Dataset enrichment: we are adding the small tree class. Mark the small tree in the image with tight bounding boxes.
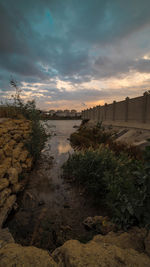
[10,78,22,106]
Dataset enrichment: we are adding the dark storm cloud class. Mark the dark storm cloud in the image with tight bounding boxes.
[1,0,150,107]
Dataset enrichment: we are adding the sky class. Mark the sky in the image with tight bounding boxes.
[1,0,150,111]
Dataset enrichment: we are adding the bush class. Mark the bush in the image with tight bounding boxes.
[70,124,142,160]
[17,100,47,162]
[62,146,150,229]
[70,126,113,149]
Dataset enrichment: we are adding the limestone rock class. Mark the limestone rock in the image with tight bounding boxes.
[0,228,14,248]
[26,157,32,169]
[0,178,9,191]
[0,150,5,164]
[0,137,5,148]
[0,158,12,178]
[0,188,11,207]
[8,168,18,185]
[0,194,16,227]
[0,243,57,267]
[19,150,28,162]
[4,134,11,144]
[0,165,6,179]
[53,238,150,267]
[12,162,22,174]
[3,143,12,157]
[17,142,24,149]
[83,216,116,234]
[8,139,16,149]
[145,231,150,256]
[93,227,147,253]
[12,146,21,159]
[12,183,23,193]
[13,133,21,142]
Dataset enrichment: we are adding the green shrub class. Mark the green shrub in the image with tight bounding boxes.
[70,126,113,149]
[62,146,150,229]
[70,124,142,160]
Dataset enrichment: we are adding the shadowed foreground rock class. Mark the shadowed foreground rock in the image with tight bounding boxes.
[52,238,150,267]
[1,228,150,266]
[0,243,57,267]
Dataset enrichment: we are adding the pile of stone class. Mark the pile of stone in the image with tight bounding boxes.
[0,118,32,227]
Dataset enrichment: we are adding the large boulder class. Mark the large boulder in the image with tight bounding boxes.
[7,168,18,185]
[0,188,11,207]
[52,238,150,267]
[93,227,147,253]
[145,231,150,256]
[0,243,57,267]
[0,194,16,227]
[0,178,9,191]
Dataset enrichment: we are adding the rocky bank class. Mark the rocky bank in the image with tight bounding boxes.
[1,226,150,266]
[0,118,32,228]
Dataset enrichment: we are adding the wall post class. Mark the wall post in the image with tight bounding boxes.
[104,103,107,121]
[113,101,116,121]
[125,97,129,122]
[143,92,148,123]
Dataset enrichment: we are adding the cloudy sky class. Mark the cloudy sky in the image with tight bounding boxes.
[1,0,150,110]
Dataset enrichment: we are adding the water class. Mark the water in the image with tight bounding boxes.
[6,120,105,251]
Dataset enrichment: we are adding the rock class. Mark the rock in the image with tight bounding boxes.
[0,228,15,248]
[21,163,28,169]
[0,243,57,267]
[13,162,22,174]
[0,150,5,164]
[3,134,11,144]
[0,188,11,207]
[0,178,9,191]
[8,139,16,149]
[83,216,116,234]
[17,142,24,149]
[0,166,6,179]
[93,227,147,253]
[0,194,16,227]
[8,168,18,185]
[0,137,5,148]
[0,158,12,178]
[145,231,150,256]
[26,157,32,169]
[19,150,28,162]
[12,146,21,159]
[12,183,22,193]
[52,238,150,267]
[13,133,21,142]
[3,144,12,157]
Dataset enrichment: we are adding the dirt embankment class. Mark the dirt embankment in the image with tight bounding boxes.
[0,118,32,228]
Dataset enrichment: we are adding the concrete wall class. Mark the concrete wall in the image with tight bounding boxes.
[82,93,150,125]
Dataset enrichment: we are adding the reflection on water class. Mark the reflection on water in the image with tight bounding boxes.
[58,142,71,154]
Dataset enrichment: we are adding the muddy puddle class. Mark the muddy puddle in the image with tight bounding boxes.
[6,120,106,251]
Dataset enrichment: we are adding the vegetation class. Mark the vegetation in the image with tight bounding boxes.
[0,79,47,162]
[70,123,142,160]
[63,121,150,229]
[62,145,150,229]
